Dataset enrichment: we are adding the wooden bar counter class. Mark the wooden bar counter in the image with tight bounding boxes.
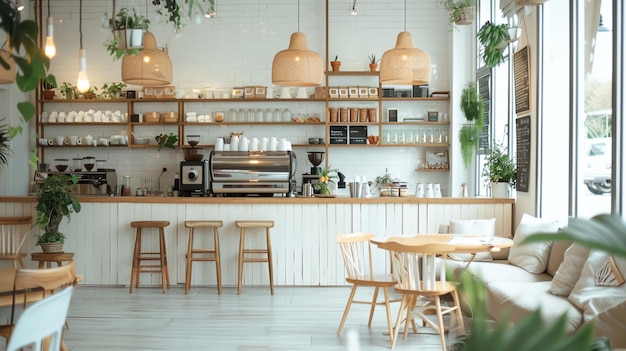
[0,196,514,287]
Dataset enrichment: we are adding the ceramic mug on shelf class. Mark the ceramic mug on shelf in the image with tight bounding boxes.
[84,135,93,146]
[54,136,65,146]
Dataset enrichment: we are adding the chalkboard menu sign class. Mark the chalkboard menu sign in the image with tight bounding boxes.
[514,46,531,114]
[516,116,531,192]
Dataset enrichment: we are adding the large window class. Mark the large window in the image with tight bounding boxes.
[574,0,613,217]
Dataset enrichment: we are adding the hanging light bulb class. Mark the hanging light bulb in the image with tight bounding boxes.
[44,0,56,59]
[350,0,357,15]
[76,49,90,93]
[76,0,90,93]
[16,0,24,11]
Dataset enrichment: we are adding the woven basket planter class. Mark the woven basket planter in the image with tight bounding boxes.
[455,7,475,25]
[41,242,64,253]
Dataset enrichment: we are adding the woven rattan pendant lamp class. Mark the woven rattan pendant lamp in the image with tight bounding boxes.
[121,32,172,86]
[271,0,323,87]
[379,0,431,85]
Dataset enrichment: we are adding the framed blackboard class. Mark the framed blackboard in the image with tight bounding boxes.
[514,46,531,114]
[516,115,531,192]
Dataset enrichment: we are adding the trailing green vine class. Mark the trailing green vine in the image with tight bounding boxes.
[477,21,511,68]
[458,82,484,168]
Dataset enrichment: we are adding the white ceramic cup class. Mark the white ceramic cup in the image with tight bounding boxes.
[415,183,424,198]
[215,137,224,151]
[84,135,93,146]
[250,138,259,151]
[269,137,278,151]
[55,136,65,145]
[65,136,78,145]
[296,87,308,99]
[98,138,109,146]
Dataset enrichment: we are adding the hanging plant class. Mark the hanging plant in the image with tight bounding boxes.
[477,21,511,68]
[458,82,484,168]
[154,0,216,32]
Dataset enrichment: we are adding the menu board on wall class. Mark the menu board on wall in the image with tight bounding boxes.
[516,115,531,192]
[514,46,531,114]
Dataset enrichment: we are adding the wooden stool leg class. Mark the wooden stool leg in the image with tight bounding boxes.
[18,258,25,269]
[185,228,194,295]
[237,228,245,295]
[266,228,275,295]
[159,229,168,294]
[130,228,142,293]
[214,227,222,295]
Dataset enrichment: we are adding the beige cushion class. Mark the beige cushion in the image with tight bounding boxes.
[448,218,496,262]
[546,239,573,277]
[448,260,553,284]
[509,214,560,274]
[550,244,590,296]
[568,250,626,322]
[485,281,583,334]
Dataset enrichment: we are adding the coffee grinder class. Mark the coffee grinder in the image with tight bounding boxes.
[302,151,324,191]
[179,135,209,196]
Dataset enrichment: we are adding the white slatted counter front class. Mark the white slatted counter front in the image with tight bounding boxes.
[0,197,514,287]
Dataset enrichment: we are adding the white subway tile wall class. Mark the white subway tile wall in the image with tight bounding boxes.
[40,0,450,195]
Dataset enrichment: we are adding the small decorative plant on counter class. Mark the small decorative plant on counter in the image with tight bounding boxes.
[35,173,81,253]
[312,167,338,195]
[368,54,380,72]
[156,132,178,150]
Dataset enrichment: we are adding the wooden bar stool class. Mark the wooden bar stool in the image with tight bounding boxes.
[31,252,75,268]
[129,221,170,294]
[236,220,275,295]
[184,220,223,295]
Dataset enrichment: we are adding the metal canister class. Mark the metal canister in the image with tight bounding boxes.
[303,183,313,197]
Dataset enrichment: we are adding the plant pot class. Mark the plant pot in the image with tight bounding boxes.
[330,61,341,72]
[40,242,64,253]
[455,6,475,25]
[42,90,56,99]
[129,29,144,48]
[369,63,378,72]
[491,182,510,198]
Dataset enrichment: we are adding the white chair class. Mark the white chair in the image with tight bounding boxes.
[6,286,74,351]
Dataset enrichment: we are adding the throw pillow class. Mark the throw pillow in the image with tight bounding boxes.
[508,213,560,274]
[550,243,591,296]
[448,218,496,261]
[568,250,626,322]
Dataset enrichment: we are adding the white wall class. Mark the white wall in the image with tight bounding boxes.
[4,0,474,196]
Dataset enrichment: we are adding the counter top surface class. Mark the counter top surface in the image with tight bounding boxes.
[0,196,515,204]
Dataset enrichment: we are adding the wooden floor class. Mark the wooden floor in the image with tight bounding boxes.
[49,285,450,351]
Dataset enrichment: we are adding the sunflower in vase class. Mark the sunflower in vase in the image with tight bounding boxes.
[313,167,338,195]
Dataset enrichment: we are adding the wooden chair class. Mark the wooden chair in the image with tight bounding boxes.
[0,261,79,350]
[336,232,398,346]
[0,216,32,269]
[377,241,465,351]
[6,286,74,351]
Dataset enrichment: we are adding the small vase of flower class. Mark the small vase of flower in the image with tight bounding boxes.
[312,167,338,194]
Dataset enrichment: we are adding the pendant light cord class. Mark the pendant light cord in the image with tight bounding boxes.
[297,0,300,32]
[403,0,407,31]
[47,0,50,16]
[79,0,83,49]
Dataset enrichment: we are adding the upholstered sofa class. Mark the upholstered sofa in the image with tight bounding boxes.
[443,214,626,348]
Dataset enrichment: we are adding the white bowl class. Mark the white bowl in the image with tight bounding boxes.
[135,138,150,145]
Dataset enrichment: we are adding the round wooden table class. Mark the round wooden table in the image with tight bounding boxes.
[30,252,75,268]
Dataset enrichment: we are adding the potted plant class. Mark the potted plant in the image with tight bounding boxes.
[438,0,476,30]
[100,82,127,99]
[35,173,81,253]
[155,132,178,150]
[481,142,516,197]
[105,7,149,58]
[330,55,341,72]
[155,0,216,32]
[312,167,338,195]
[477,21,511,67]
[60,82,75,100]
[459,82,484,168]
[368,54,380,72]
[41,77,57,100]
[374,169,394,196]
